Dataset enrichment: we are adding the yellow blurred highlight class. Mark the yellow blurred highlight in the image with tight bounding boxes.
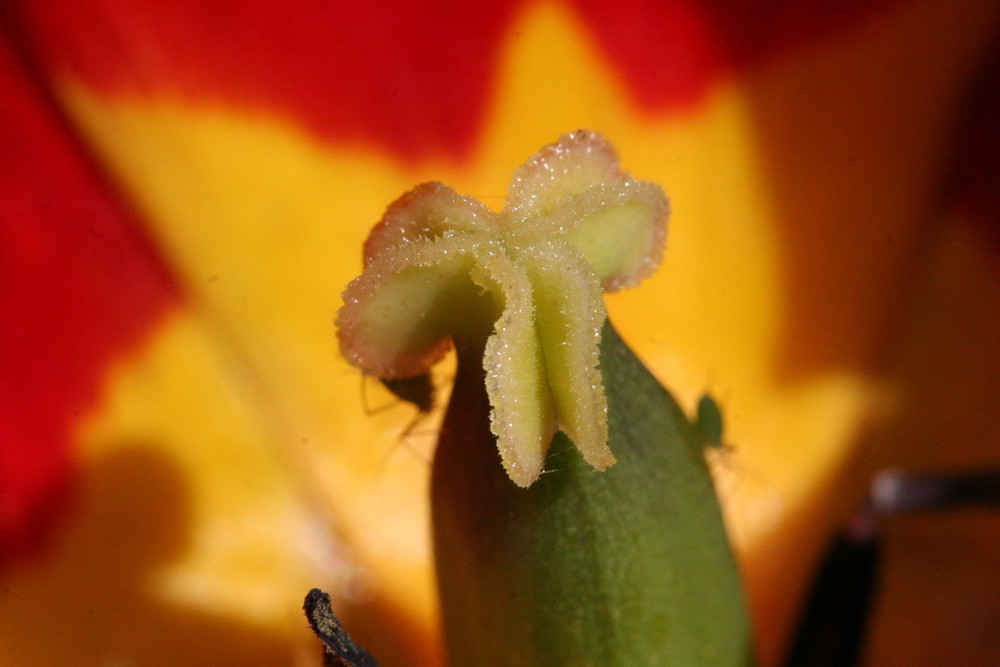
[80,310,330,629]
[59,88,448,664]
[1,309,322,664]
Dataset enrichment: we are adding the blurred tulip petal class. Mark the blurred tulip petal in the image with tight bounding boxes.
[0,33,178,555]
[2,1,1000,665]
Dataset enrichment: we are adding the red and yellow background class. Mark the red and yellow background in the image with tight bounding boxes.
[2,1,999,664]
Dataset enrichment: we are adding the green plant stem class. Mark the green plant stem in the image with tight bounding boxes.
[431,320,752,665]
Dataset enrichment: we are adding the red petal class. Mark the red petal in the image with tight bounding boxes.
[0,36,179,557]
[7,0,889,162]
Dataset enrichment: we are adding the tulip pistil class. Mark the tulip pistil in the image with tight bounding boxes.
[337,131,669,486]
